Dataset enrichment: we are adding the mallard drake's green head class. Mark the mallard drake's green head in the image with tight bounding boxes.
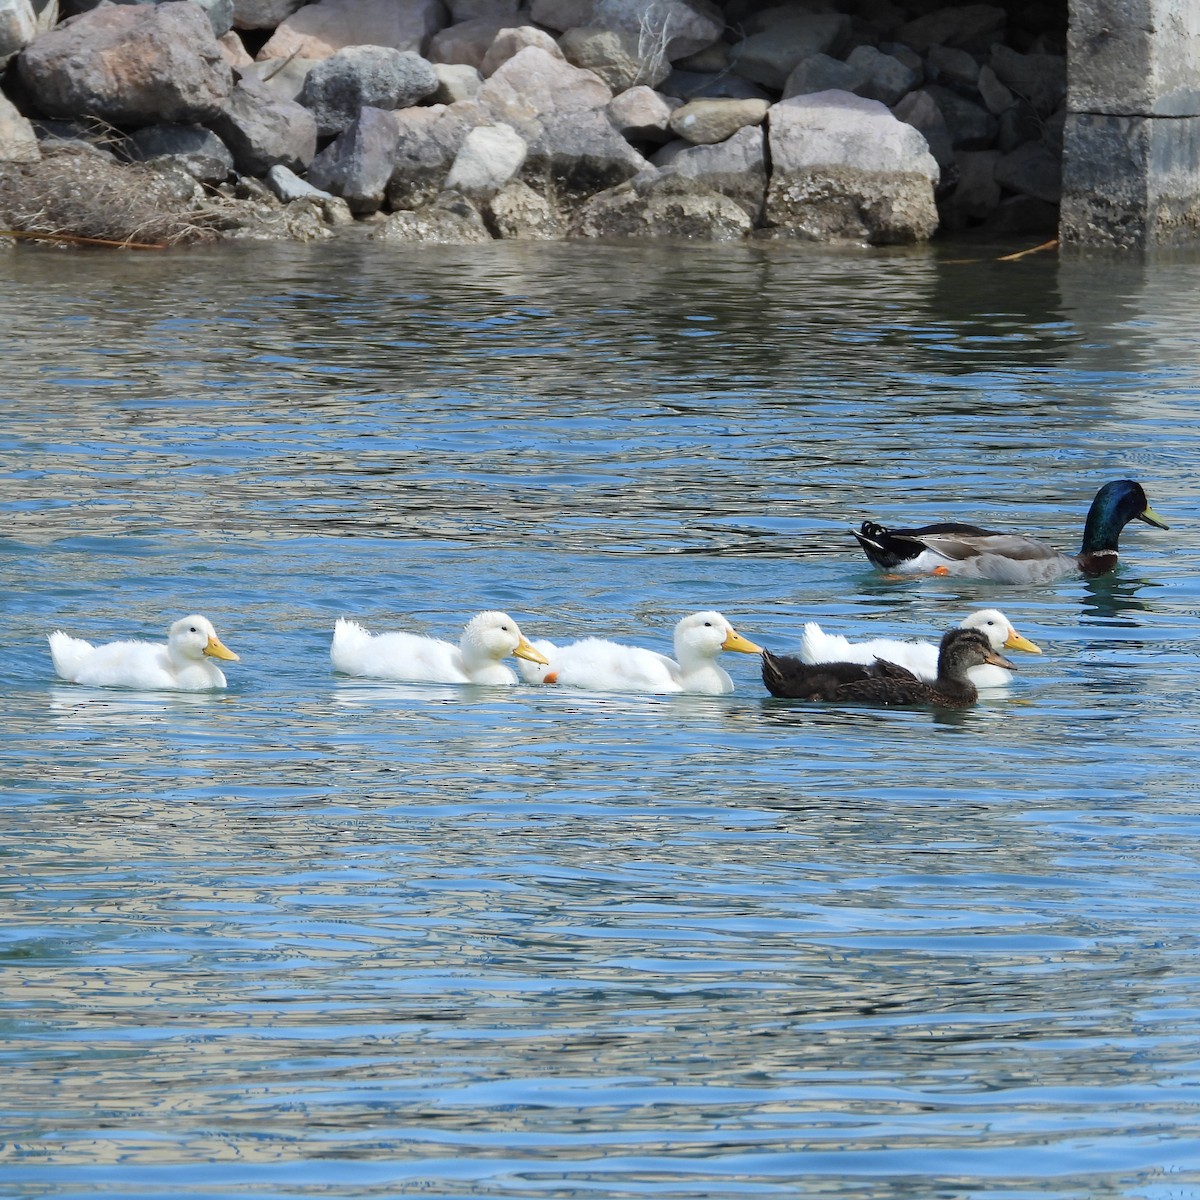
[1081,479,1168,555]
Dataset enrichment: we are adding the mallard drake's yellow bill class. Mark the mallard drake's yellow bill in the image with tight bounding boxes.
[1139,505,1169,530]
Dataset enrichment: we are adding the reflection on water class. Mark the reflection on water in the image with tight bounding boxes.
[2,239,1200,1200]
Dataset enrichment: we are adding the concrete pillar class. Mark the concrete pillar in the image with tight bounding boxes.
[1062,0,1200,247]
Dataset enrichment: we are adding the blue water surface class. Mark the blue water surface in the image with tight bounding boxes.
[2,238,1199,1199]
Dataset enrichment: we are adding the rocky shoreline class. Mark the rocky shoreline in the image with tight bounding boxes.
[0,0,1066,247]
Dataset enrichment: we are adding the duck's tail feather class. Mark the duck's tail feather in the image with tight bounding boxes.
[48,631,93,681]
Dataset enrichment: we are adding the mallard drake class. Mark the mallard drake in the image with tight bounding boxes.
[331,611,548,685]
[515,611,763,694]
[48,615,239,690]
[800,608,1040,687]
[851,479,1168,582]
[763,627,1014,707]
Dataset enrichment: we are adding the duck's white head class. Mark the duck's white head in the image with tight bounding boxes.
[673,610,762,662]
[958,609,1041,655]
[461,611,549,668]
[168,615,239,662]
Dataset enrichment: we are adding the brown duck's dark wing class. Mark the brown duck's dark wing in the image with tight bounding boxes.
[832,675,977,707]
[761,650,882,699]
[872,657,920,681]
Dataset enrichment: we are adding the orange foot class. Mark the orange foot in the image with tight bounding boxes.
[931,566,951,577]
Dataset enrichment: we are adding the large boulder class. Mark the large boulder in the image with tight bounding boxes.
[533,0,722,62]
[233,0,305,30]
[385,104,471,209]
[571,172,752,240]
[0,89,39,162]
[765,90,939,244]
[0,0,37,66]
[207,77,317,175]
[427,17,511,68]
[258,0,446,60]
[444,122,527,200]
[558,26,669,91]
[18,2,233,125]
[729,12,851,91]
[305,106,397,213]
[124,123,234,183]
[374,189,493,242]
[480,26,562,77]
[485,178,562,237]
[653,123,766,219]
[469,46,647,205]
[668,97,767,145]
[607,85,679,144]
[298,46,438,136]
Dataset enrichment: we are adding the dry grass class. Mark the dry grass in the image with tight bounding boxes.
[0,143,227,247]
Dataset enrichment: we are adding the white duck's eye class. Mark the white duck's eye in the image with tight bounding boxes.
[704,621,712,627]
[189,626,198,633]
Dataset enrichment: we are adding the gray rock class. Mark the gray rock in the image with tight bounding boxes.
[470,46,646,204]
[571,172,751,240]
[994,139,1061,204]
[208,78,317,175]
[305,105,398,213]
[925,44,978,90]
[217,29,252,68]
[385,104,470,209]
[558,26,668,91]
[673,39,727,73]
[0,88,39,161]
[783,54,866,101]
[527,0,593,32]
[660,69,771,102]
[484,178,563,238]
[668,98,767,145]
[996,99,1040,153]
[729,12,851,91]
[941,148,998,226]
[374,189,493,242]
[125,123,234,183]
[924,83,996,148]
[480,26,562,77]
[259,0,446,59]
[236,57,317,103]
[432,62,483,103]
[765,90,938,244]
[976,63,1013,115]
[444,121,526,199]
[988,45,1065,118]
[846,44,918,106]
[878,40,922,76]
[531,0,723,61]
[449,0,520,19]
[18,1,233,126]
[267,162,332,201]
[0,0,36,65]
[892,88,954,172]
[191,0,233,37]
[299,47,439,136]
[427,17,513,68]
[654,123,766,219]
[232,0,304,30]
[895,5,1005,55]
[607,85,679,144]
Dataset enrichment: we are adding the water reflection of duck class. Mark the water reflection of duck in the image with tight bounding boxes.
[48,614,239,690]
[851,479,1168,582]
[800,608,1040,687]
[762,627,1015,708]
[516,611,762,694]
[330,611,548,685]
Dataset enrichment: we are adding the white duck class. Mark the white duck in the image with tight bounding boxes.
[799,608,1041,688]
[516,610,762,695]
[48,614,239,690]
[330,611,548,685]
